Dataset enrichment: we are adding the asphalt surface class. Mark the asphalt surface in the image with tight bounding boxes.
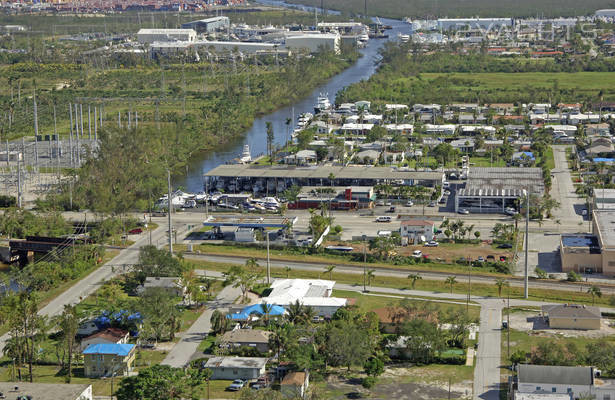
[161,285,241,368]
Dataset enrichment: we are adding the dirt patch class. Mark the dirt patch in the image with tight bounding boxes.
[153,342,174,351]
[509,311,615,338]
[382,366,472,398]
[325,367,471,400]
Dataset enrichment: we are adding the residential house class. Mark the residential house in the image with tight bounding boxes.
[382,151,405,163]
[383,124,414,135]
[340,123,374,136]
[586,123,611,137]
[460,125,496,136]
[400,219,436,243]
[458,113,477,124]
[451,138,475,153]
[423,124,456,135]
[281,371,310,399]
[284,150,318,165]
[487,103,516,114]
[137,277,184,297]
[585,137,614,158]
[510,364,615,400]
[541,304,601,330]
[265,279,349,318]
[83,343,136,378]
[205,357,268,380]
[568,113,600,124]
[449,103,479,112]
[0,382,92,400]
[220,329,273,353]
[557,103,582,113]
[355,150,380,164]
[80,328,129,351]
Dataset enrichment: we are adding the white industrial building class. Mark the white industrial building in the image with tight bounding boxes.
[265,279,349,318]
[596,9,615,18]
[193,40,280,54]
[437,18,513,31]
[137,28,196,44]
[285,33,340,54]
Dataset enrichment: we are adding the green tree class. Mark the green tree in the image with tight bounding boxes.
[587,286,602,306]
[407,273,422,289]
[364,356,385,377]
[116,364,209,400]
[284,266,291,278]
[495,279,509,298]
[55,304,80,383]
[445,276,457,294]
[325,265,336,280]
[133,246,185,285]
[138,288,181,342]
[210,310,228,335]
[224,265,261,302]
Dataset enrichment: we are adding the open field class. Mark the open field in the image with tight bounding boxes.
[285,0,615,19]
[341,72,615,105]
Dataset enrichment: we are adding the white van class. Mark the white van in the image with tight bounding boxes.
[375,216,392,222]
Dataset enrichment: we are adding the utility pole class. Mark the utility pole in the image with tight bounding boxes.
[17,154,21,208]
[88,105,92,140]
[266,231,271,284]
[524,188,530,299]
[507,288,511,359]
[167,169,173,254]
[363,234,367,292]
[467,260,471,313]
[33,86,38,166]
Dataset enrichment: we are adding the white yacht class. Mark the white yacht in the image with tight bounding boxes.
[239,144,252,163]
[314,94,331,114]
[398,33,410,43]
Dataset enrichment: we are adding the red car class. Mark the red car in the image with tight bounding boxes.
[128,228,143,234]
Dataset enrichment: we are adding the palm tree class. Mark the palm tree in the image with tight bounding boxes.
[284,266,291,278]
[325,265,336,280]
[446,276,457,294]
[407,273,422,289]
[367,269,375,286]
[259,302,274,325]
[54,305,79,383]
[495,279,509,298]
[587,286,602,306]
[245,257,260,272]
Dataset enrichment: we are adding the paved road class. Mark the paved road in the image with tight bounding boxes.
[161,285,241,368]
[0,224,176,350]
[551,145,584,225]
[184,253,615,295]
[473,301,503,400]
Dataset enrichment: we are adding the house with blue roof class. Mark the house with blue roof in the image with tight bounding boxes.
[82,343,136,378]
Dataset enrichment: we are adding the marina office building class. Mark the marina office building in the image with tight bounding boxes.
[205,164,444,194]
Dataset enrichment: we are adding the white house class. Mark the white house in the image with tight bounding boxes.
[205,357,268,380]
[400,219,435,243]
[512,365,615,400]
[423,124,456,135]
[265,279,348,317]
[137,28,196,44]
[284,150,317,165]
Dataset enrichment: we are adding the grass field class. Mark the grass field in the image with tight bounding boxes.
[193,260,615,307]
[343,71,615,105]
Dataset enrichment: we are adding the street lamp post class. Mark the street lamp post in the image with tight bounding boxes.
[524,188,530,299]
[266,231,271,284]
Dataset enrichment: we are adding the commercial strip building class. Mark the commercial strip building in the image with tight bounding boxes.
[290,186,376,210]
[205,164,444,195]
[560,210,615,276]
[455,167,545,214]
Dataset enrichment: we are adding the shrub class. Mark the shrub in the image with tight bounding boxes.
[535,267,548,279]
[0,195,16,208]
[566,271,582,282]
[362,376,376,389]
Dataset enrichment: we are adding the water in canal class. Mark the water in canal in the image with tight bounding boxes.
[178,5,410,192]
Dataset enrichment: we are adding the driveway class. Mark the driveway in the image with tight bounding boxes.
[161,285,241,368]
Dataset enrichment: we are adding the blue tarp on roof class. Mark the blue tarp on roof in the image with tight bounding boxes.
[593,158,615,163]
[226,304,286,320]
[82,343,135,356]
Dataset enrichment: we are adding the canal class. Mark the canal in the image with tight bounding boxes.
[178,5,410,192]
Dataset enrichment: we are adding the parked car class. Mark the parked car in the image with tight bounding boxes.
[375,216,392,222]
[497,243,513,249]
[385,201,392,206]
[502,321,508,329]
[581,209,588,216]
[387,206,396,213]
[458,208,469,214]
[500,256,507,261]
[486,255,495,261]
[227,380,245,391]
[424,240,439,247]
[438,197,447,204]
[128,228,143,234]
[412,250,423,258]
[428,201,436,207]
[443,181,450,188]
[477,256,485,263]
[505,207,517,216]
[444,189,451,196]
[405,200,414,207]
[376,200,385,206]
